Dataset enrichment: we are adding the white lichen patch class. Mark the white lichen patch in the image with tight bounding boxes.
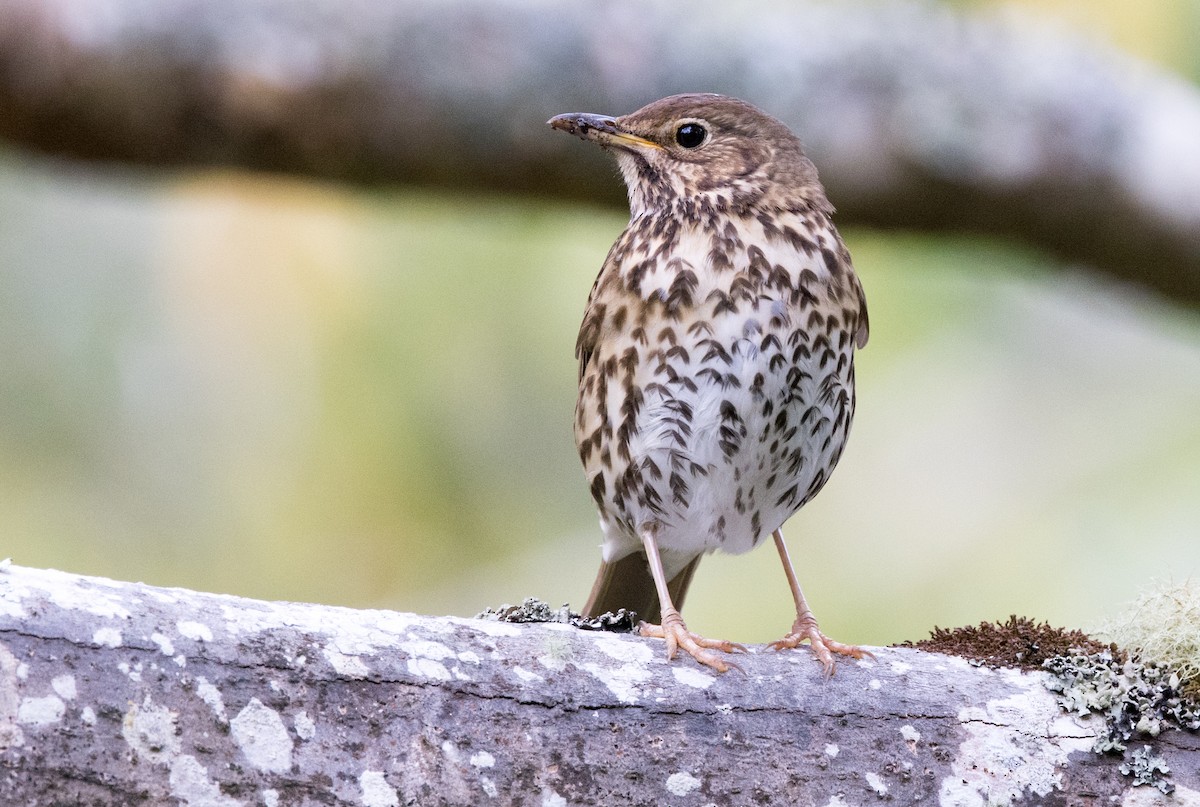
[541,790,568,807]
[672,666,715,690]
[583,661,651,704]
[151,632,176,656]
[195,676,227,722]
[399,639,457,679]
[0,596,26,620]
[592,633,654,664]
[537,654,567,673]
[459,618,522,638]
[868,679,882,690]
[371,611,422,635]
[17,695,64,725]
[214,599,418,669]
[262,788,279,807]
[324,648,370,678]
[230,698,293,774]
[176,620,214,643]
[13,567,133,620]
[51,674,76,700]
[890,660,912,675]
[513,666,543,683]
[359,770,399,807]
[824,743,839,758]
[1122,783,1200,806]
[80,706,96,726]
[900,724,921,754]
[399,638,455,661]
[406,657,451,681]
[940,673,1096,806]
[123,698,182,764]
[665,771,702,796]
[865,771,888,796]
[470,750,495,768]
[0,645,24,750]
[293,710,316,741]
[457,650,482,664]
[480,776,498,797]
[168,754,242,807]
[92,627,123,648]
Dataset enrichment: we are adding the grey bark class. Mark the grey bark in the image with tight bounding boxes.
[1,0,1199,307]
[1,564,1197,805]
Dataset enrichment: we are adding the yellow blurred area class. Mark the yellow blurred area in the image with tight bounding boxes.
[2,145,1199,646]
[3,0,1200,645]
[994,0,1198,72]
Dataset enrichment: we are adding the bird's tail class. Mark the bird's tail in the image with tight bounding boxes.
[582,553,702,625]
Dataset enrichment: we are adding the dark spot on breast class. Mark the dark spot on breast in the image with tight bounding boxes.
[669,471,689,506]
[699,338,733,365]
[612,306,628,331]
[821,247,842,277]
[589,473,606,505]
[625,260,651,294]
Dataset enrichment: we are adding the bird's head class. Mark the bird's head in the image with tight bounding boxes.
[549,93,829,218]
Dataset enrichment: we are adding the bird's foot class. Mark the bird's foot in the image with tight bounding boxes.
[638,608,746,673]
[770,613,873,676]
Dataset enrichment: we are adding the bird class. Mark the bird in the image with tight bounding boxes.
[548,94,869,674]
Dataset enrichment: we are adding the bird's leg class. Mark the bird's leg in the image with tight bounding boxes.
[635,526,745,672]
[769,528,872,675]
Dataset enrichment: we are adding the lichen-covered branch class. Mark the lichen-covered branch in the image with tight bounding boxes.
[1,0,1200,306]
[0,565,1196,804]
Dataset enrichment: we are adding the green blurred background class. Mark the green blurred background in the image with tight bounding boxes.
[2,0,1199,646]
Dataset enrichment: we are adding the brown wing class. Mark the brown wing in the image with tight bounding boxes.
[575,263,612,381]
[853,272,870,349]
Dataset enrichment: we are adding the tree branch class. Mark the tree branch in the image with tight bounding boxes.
[1,564,1196,804]
[2,1,1199,306]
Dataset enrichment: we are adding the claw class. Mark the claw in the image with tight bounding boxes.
[638,609,745,673]
[770,613,873,676]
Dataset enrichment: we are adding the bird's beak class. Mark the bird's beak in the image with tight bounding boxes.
[548,112,662,150]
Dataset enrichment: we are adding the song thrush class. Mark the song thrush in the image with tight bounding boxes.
[549,94,869,673]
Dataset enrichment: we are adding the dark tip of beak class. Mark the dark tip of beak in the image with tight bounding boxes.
[548,112,618,139]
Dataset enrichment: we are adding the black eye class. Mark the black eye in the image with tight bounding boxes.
[675,123,707,149]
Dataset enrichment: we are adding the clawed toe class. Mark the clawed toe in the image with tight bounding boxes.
[770,615,873,676]
[638,610,744,673]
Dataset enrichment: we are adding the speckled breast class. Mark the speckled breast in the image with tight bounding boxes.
[575,209,864,560]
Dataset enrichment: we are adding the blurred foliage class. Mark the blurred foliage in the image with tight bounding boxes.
[2,1,1199,646]
[3,144,1198,646]
[965,0,1200,79]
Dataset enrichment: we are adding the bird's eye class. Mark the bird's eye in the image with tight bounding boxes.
[675,123,707,149]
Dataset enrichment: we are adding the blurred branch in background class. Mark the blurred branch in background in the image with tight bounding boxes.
[1,0,1199,307]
